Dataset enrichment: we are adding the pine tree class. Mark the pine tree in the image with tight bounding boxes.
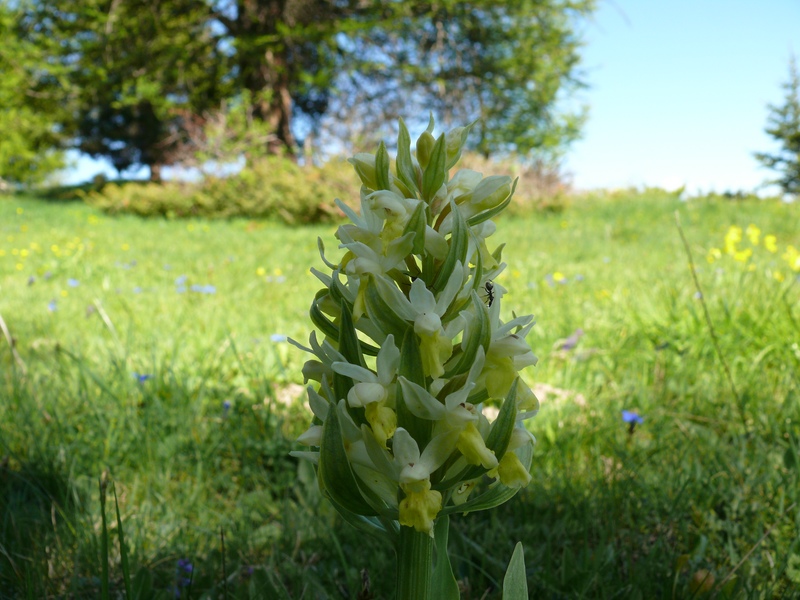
[755,56,800,197]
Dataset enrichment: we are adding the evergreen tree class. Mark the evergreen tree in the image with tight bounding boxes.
[755,55,800,197]
[18,0,228,181]
[0,3,67,185]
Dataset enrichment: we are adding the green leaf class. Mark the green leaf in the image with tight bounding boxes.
[396,329,432,445]
[318,406,378,516]
[403,201,427,255]
[485,378,519,460]
[337,300,365,368]
[502,542,528,600]
[310,292,380,357]
[397,118,419,195]
[364,277,411,341]
[422,133,447,202]
[375,141,391,191]
[441,481,519,515]
[431,515,460,600]
[443,293,491,378]
[431,201,469,293]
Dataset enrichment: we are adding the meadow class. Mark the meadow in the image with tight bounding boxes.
[1,191,799,599]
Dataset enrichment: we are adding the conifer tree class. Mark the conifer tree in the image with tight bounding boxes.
[755,56,800,197]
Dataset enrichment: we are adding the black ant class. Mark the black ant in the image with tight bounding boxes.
[483,280,495,306]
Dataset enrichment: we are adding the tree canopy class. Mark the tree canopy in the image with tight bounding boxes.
[6,0,596,180]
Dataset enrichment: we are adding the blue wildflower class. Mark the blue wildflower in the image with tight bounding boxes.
[176,285,187,293]
[622,410,644,434]
[175,275,188,285]
[134,373,152,383]
[133,286,142,294]
[223,400,232,415]
[190,284,216,294]
[574,274,585,282]
[68,278,79,287]
[48,299,57,312]
[27,276,35,286]
[270,334,288,343]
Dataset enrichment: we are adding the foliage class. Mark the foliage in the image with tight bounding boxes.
[11,0,595,173]
[755,55,800,197]
[17,0,228,180]
[332,0,594,161]
[1,193,799,597]
[86,157,359,223]
[0,4,66,185]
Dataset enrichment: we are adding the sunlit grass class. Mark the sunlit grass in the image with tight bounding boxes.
[1,192,799,598]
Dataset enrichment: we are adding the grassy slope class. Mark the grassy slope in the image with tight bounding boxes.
[1,193,799,598]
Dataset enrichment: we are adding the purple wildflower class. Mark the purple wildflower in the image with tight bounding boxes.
[560,328,584,351]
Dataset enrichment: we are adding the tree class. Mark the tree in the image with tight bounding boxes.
[755,55,800,197]
[0,3,67,185]
[324,0,594,162]
[18,0,228,181]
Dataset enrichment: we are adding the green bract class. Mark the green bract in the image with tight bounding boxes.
[291,118,539,540]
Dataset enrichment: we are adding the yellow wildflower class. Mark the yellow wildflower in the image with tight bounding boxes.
[724,225,742,255]
[733,248,752,262]
[784,245,800,271]
[764,235,778,253]
[746,224,761,245]
[706,247,722,263]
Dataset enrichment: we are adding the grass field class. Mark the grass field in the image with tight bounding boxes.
[1,192,799,599]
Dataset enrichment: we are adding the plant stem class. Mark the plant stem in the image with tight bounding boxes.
[396,526,434,600]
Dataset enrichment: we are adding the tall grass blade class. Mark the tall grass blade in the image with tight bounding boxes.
[113,483,133,598]
[99,475,110,600]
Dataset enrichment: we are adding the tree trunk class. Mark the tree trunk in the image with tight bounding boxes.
[150,164,162,183]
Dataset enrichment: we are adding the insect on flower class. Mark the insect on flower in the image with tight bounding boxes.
[483,280,495,306]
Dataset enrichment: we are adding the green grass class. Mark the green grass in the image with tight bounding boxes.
[1,192,799,598]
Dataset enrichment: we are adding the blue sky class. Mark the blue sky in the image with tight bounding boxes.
[66,1,800,194]
[567,0,800,194]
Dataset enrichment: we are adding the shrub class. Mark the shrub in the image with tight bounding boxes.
[86,156,360,223]
[456,152,572,213]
